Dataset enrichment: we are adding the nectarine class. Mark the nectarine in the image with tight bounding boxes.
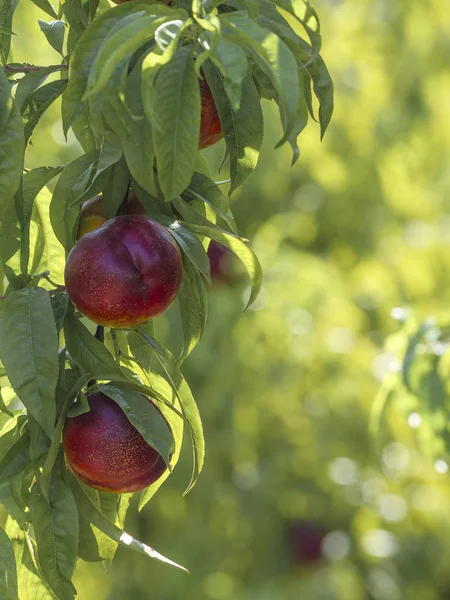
[65,215,182,327]
[199,79,223,149]
[63,392,168,493]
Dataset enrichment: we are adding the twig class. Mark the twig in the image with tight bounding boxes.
[4,64,68,74]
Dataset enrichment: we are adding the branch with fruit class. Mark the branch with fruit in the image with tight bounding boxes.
[0,0,333,596]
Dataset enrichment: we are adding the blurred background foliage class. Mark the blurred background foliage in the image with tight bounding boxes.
[6,0,450,597]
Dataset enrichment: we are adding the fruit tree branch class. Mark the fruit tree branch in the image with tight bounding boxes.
[4,64,69,74]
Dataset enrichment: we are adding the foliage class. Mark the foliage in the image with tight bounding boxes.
[0,0,333,596]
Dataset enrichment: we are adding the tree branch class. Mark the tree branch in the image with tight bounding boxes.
[4,64,68,74]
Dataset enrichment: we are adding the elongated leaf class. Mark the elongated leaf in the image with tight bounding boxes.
[209,36,248,110]
[151,46,200,199]
[166,221,210,280]
[183,222,262,308]
[63,308,128,381]
[33,186,66,286]
[272,0,321,56]
[0,526,18,600]
[40,372,91,501]
[62,1,142,134]
[257,3,333,137]
[221,13,299,145]
[177,257,208,364]
[0,0,20,62]
[204,63,263,193]
[184,171,237,233]
[30,0,58,19]
[38,20,65,55]
[23,80,67,143]
[86,8,186,97]
[0,288,58,437]
[0,70,24,212]
[6,520,55,600]
[15,67,61,113]
[137,331,204,494]
[98,382,174,467]
[49,150,98,250]
[138,371,184,510]
[30,477,78,600]
[72,478,188,572]
[0,431,31,482]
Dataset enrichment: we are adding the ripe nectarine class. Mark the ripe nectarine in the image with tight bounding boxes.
[65,215,182,327]
[199,79,223,149]
[63,392,168,493]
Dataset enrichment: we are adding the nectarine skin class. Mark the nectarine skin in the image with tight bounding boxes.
[199,79,223,149]
[65,215,182,327]
[63,392,168,493]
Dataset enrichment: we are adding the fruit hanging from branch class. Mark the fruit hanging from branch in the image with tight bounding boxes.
[66,215,183,327]
[0,0,334,592]
[63,392,170,493]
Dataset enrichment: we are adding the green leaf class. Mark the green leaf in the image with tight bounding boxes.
[38,20,65,55]
[20,166,63,275]
[177,257,208,364]
[220,13,299,146]
[166,221,211,280]
[63,307,128,381]
[33,186,66,286]
[257,2,333,138]
[50,293,68,334]
[137,331,204,494]
[30,0,58,19]
[30,476,78,600]
[123,59,156,196]
[72,478,188,572]
[49,150,99,250]
[0,0,20,62]
[184,171,237,233]
[23,80,67,143]
[0,70,24,211]
[208,36,248,110]
[203,63,263,193]
[0,526,18,600]
[86,8,186,97]
[0,431,31,483]
[182,222,262,308]
[101,156,130,219]
[271,0,321,56]
[40,373,91,501]
[0,389,13,417]
[62,2,144,134]
[138,372,184,510]
[0,288,58,437]
[15,67,61,113]
[98,382,174,467]
[151,46,201,199]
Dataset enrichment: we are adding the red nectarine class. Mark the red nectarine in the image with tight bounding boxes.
[199,79,223,149]
[63,392,168,493]
[65,215,182,327]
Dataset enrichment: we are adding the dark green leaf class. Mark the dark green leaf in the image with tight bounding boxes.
[166,221,211,280]
[151,46,200,199]
[30,0,58,19]
[0,70,24,211]
[38,20,65,55]
[23,80,67,143]
[30,476,78,600]
[63,307,128,381]
[0,288,58,437]
[177,257,208,364]
[49,150,98,250]
[137,331,204,494]
[50,293,68,334]
[98,382,174,467]
[204,63,263,193]
[72,478,188,572]
[0,0,20,62]
[0,526,18,600]
[182,222,262,308]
